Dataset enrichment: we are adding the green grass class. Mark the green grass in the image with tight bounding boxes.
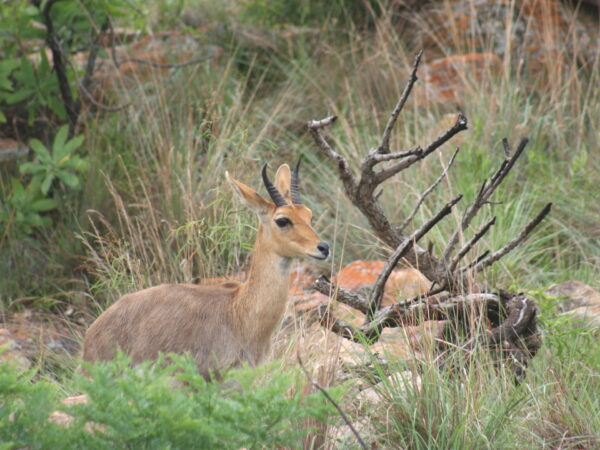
[359,314,600,449]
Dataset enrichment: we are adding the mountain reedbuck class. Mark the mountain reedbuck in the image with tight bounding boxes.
[83,162,329,377]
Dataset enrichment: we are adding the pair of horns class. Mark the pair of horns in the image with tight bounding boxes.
[262,160,302,207]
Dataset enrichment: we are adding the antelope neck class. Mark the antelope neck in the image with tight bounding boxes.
[233,226,292,340]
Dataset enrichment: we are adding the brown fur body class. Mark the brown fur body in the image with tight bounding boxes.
[83,164,327,376]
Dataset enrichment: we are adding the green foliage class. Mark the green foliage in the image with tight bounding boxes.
[0,346,62,449]
[368,354,526,449]
[0,0,139,127]
[0,2,64,125]
[21,125,88,195]
[0,126,87,236]
[69,353,338,448]
[0,178,56,235]
[0,350,339,449]
[0,54,66,125]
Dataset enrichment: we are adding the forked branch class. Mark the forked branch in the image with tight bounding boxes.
[308,52,549,380]
[367,194,463,318]
[308,53,549,293]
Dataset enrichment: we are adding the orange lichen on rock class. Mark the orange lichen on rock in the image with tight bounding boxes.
[334,260,431,306]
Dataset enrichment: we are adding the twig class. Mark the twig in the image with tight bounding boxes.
[308,115,338,129]
[370,146,422,163]
[313,276,370,314]
[62,37,133,112]
[322,293,502,340]
[396,147,460,235]
[441,138,529,263]
[367,194,463,318]
[448,215,497,272]
[459,250,490,272]
[375,113,468,184]
[81,20,109,96]
[379,50,423,154]
[296,352,368,450]
[308,116,357,195]
[313,279,446,317]
[42,0,79,135]
[473,203,552,273]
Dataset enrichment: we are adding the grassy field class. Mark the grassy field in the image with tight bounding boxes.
[1,0,599,448]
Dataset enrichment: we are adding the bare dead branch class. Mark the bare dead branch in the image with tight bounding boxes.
[378,50,423,154]
[297,351,368,450]
[370,146,423,164]
[460,250,490,272]
[367,194,463,318]
[81,21,109,96]
[488,138,529,194]
[308,118,358,196]
[313,276,370,315]
[373,113,468,184]
[322,293,501,342]
[308,52,550,306]
[448,216,497,272]
[397,147,460,235]
[308,115,338,129]
[472,203,552,273]
[502,137,511,158]
[441,137,529,265]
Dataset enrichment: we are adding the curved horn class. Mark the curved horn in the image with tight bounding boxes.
[262,164,287,207]
[291,158,302,205]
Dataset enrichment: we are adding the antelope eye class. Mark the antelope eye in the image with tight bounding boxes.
[275,217,292,228]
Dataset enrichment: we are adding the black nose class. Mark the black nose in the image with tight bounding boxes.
[317,241,330,257]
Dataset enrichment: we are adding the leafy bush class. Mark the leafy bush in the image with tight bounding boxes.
[0,346,62,449]
[0,125,87,236]
[0,178,57,234]
[0,0,139,130]
[0,351,340,449]
[20,125,88,195]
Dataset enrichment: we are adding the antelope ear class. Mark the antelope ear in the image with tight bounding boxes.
[274,164,292,204]
[226,171,272,217]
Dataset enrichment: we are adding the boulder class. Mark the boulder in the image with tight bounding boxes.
[546,280,600,328]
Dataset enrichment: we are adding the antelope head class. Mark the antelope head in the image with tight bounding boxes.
[226,161,329,261]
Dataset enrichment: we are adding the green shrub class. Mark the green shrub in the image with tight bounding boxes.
[0,125,88,236]
[0,350,341,449]
[20,125,88,195]
[0,0,140,130]
[0,346,63,449]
